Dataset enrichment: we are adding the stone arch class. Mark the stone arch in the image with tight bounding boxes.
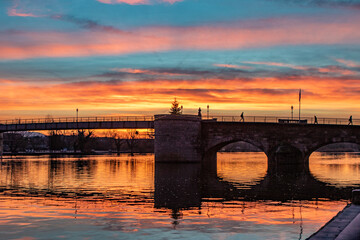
[205,138,266,157]
[202,137,266,172]
[267,143,308,175]
[304,140,360,161]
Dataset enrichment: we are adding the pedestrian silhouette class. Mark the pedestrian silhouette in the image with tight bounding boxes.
[348,115,353,125]
[198,107,202,118]
[240,112,244,122]
[314,116,318,124]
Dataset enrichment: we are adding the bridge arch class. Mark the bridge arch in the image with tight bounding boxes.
[203,138,267,172]
[304,140,360,161]
[205,138,266,157]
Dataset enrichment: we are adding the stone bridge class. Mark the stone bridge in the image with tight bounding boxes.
[154,115,360,173]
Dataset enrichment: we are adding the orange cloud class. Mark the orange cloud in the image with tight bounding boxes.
[1,15,360,60]
[1,73,360,119]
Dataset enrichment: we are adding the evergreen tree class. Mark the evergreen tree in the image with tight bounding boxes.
[169,98,182,115]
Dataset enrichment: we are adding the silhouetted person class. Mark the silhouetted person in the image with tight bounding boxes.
[314,116,318,124]
[240,112,244,122]
[348,115,353,125]
[198,107,202,118]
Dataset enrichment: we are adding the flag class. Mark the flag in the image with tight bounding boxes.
[299,89,301,101]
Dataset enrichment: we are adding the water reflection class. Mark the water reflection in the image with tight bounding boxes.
[0,155,154,198]
[310,152,360,187]
[0,153,359,239]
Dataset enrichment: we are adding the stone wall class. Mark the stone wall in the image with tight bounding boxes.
[154,115,201,163]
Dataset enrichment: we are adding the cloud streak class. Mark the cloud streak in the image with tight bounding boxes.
[274,0,360,9]
[1,72,359,114]
[97,0,183,5]
[7,0,43,17]
[1,15,360,60]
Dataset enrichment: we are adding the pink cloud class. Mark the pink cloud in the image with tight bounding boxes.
[112,68,187,76]
[97,0,182,5]
[213,64,253,70]
[336,59,360,68]
[1,15,360,60]
[7,0,42,17]
[241,61,309,70]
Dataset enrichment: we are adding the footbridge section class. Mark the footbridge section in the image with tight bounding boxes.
[0,116,154,157]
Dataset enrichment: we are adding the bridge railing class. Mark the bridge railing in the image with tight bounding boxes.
[207,116,358,125]
[0,116,155,125]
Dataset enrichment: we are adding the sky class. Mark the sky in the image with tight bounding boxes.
[1,0,360,119]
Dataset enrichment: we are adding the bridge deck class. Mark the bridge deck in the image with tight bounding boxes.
[0,115,358,132]
[0,121,154,132]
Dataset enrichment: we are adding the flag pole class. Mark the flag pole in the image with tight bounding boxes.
[299,89,301,121]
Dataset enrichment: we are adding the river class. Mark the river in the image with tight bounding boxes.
[0,152,359,239]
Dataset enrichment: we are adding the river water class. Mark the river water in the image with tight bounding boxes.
[0,152,359,239]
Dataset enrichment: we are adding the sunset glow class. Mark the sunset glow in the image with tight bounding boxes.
[1,0,360,119]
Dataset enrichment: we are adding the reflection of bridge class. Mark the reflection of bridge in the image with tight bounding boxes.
[154,162,354,210]
[2,114,360,173]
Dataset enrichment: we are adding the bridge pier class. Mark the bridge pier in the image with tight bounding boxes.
[154,115,202,163]
[267,145,309,175]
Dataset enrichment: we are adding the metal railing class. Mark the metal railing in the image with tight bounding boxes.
[0,116,155,125]
[0,115,357,126]
[205,116,358,125]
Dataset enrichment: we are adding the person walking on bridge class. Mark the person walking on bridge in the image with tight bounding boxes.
[198,107,202,118]
[348,115,353,125]
[240,112,244,122]
[314,116,318,124]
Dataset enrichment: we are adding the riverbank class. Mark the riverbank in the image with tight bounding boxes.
[308,204,360,239]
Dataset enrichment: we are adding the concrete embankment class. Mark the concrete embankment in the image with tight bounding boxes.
[308,190,360,240]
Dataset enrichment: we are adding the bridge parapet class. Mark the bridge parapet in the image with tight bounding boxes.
[203,115,358,125]
[202,121,360,174]
[0,116,154,125]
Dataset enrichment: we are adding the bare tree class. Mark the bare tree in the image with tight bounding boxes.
[126,130,139,156]
[106,130,126,155]
[45,115,64,152]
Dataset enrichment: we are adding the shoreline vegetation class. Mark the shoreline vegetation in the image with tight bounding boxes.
[2,132,360,156]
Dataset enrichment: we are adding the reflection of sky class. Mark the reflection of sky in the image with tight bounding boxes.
[1,0,360,118]
[217,152,267,189]
[0,153,359,239]
[310,152,360,187]
[0,195,348,239]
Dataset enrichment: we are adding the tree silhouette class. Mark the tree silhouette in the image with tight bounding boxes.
[45,115,64,151]
[75,129,94,154]
[126,129,139,156]
[106,130,126,155]
[169,98,182,115]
